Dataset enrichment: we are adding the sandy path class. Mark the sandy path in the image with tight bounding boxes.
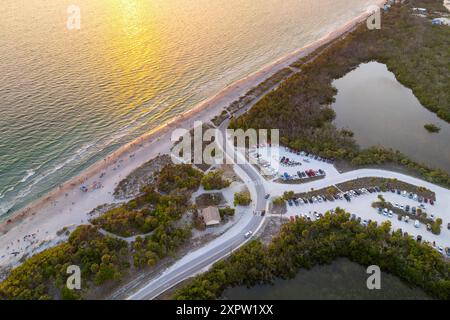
[0,2,386,271]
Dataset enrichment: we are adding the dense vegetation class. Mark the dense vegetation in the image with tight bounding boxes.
[350,147,450,187]
[201,170,231,190]
[157,163,203,193]
[0,164,202,299]
[219,207,235,219]
[132,224,192,268]
[233,190,252,206]
[92,187,191,237]
[0,225,129,300]
[174,209,450,300]
[229,1,450,187]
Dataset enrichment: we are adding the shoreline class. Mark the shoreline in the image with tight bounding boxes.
[0,3,385,270]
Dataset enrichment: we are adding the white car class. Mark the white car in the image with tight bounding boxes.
[414,220,420,228]
[244,231,253,239]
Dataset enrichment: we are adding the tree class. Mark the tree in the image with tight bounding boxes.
[272,197,285,207]
[431,218,443,235]
[234,191,252,206]
[201,170,231,190]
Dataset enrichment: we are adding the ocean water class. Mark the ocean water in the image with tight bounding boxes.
[0,0,379,218]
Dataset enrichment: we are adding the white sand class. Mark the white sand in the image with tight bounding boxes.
[0,3,386,271]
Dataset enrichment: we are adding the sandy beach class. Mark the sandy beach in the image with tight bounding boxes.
[0,2,386,272]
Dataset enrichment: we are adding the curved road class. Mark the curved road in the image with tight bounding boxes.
[126,113,450,300]
[127,120,267,300]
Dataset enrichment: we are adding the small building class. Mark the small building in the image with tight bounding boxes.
[200,206,221,226]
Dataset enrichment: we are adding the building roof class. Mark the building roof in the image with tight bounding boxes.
[201,206,221,226]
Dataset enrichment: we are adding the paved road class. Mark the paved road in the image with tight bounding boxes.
[127,119,267,300]
[124,120,450,299]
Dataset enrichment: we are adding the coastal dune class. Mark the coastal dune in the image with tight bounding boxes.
[0,1,386,272]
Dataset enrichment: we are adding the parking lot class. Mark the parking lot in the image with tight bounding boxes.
[282,188,450,256]
[242,144,450,257]
[249,145,340,180]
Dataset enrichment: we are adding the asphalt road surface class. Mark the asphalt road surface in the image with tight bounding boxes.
[127,119,267,300]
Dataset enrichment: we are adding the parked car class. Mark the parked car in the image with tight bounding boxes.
[244,231,253,239]
[417,235,422,242]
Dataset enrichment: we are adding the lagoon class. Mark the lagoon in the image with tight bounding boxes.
[332,62,450,172]
[222,258,430,300]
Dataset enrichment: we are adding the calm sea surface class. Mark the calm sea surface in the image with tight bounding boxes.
[0,0,379,217]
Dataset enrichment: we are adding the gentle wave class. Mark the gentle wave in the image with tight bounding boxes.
[0,0,382,219]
